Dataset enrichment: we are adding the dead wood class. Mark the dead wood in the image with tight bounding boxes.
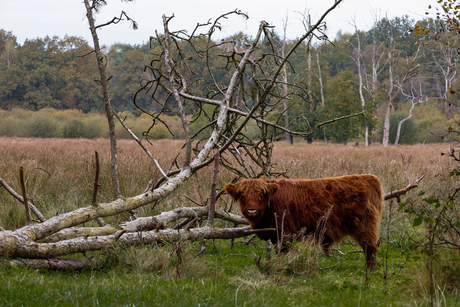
[120,206,248,233]
[41,225,118,243]
[19,166,32,225]
[0,2,353,263]
[384,174,426,202]
[1,225,273,259]
[6,258,105,271]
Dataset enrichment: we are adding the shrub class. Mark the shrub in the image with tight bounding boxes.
[82,116,106,139]
[62,119,88,138]
[0,117,25,137]
[23,115,61,138]
[149,124,172,139]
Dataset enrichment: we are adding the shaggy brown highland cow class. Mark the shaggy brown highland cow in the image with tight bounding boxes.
[224,175,385,269]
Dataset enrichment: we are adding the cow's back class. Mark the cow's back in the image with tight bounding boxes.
[262,175,384,242]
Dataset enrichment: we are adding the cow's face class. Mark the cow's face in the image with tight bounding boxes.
[224,179,279,223]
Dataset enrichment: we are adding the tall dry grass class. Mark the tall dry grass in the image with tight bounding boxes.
[0,137,454,231]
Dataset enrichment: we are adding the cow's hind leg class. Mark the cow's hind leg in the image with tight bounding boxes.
[321,235,334,255]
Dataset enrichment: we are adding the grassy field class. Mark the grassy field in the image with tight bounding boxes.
[1,137,460,306]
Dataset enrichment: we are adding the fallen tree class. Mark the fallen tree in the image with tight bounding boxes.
[0,1,421,269]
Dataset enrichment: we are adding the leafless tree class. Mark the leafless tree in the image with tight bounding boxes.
[281,15,293,145]
[0,1,392,269]
[83,0,139,197]
[350,18,370,146]
[381,22,421,147]
[427,32,460,113]
[394,82,426,146]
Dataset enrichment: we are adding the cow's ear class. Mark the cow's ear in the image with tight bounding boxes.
[224,183,239,201]
[267,183,279,196]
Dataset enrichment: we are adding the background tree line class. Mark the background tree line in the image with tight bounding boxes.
[0,15,459,144]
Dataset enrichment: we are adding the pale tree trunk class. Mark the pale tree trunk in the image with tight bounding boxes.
[306,15,313,102]
[84,0,120,196]
[373,15,421,146]
[381,22,420,147]
[316,51,325,107]
[281,17,293,145]
[394,117,406,146]
[382,59,420,146]
[370,14,385,110]
[394,84,425,146]
[382,48,396,147]
[382,98,393,146]
[316,51,327,142]
[352,23,369,146]
[282,66,293,145]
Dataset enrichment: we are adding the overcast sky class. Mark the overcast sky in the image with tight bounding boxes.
[1,0,434,47]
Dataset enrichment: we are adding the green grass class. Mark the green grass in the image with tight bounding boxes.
[1,238,459,306]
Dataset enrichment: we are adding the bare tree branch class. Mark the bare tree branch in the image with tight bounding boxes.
[384,174,426,202]
[0,177,46,222]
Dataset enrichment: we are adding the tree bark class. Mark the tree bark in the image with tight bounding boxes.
[84,0,120,197]
[382,98,393,147]
[353,25,369,146]
[316,51,325,107]
[1,224,272,259]
[282,39,293,145]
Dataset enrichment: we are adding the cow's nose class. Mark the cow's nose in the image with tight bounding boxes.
[246,209,258,217]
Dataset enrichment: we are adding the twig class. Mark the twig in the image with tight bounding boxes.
[197,240,207,256]
[206,151,220,227]
[185,218,199,231]
[91,151,106,227]
[267,239,273,261]
[319,258,345,270]
[95,11,138,30]
[19,167,32,225]
[193,174,205,205]
[114,230,127,241]
[91,151,101,206]
[113,111,169,180]
[224,254,248,258]
[181,194,204,206]
[245,234,257,245]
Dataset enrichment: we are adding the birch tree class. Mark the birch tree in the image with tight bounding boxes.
[281,15,294,145]
[394,82,426,146]
[83,0,139,197]
[381,20,421,146]
[351,20,370,146]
